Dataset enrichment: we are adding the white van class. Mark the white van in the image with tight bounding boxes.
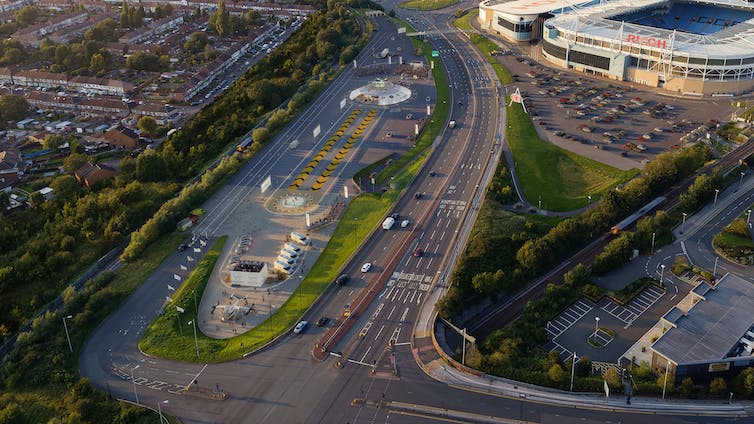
[285,242,301,252]
[277,255,295,265]
[274,260,291,273]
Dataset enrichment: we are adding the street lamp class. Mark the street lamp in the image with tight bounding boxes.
[650,232,656,255]
[714,189,720,206]
[660,264,666,286]
[594,317,600,335]
[131,364,140,404]
[748,210,752,225]
[587,195,592,205]
[713,256,719,277]
[681,212,687,234]
[188,319,199,358]
[62,315,73,353]
[157,400,168,424]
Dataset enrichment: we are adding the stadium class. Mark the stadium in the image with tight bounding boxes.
[479,0,754,96]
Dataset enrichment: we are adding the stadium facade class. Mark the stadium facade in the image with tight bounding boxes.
[479,0,754,95]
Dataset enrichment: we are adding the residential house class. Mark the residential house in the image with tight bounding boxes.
[103,124,140,150]
[132,102,179,124]
[78,98,130,118]
[75,162,116,187]
[0,148,23,184]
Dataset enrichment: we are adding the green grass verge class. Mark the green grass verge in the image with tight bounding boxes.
[454,11,512,85]
[715,231,754,249]
[399,0,457,10]
[506,102,637,211]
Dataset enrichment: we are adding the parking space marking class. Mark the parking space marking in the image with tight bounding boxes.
[601,285,665,325]
[546,299,594,338]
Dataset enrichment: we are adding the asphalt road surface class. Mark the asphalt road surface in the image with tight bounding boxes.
[78,6,750,424]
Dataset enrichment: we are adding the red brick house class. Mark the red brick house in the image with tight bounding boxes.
[74,162,116,187]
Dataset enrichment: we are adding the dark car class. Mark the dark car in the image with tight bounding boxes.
[335,274,349,286]
[429,171,436,177]
[316,317,329,327]
[178,243,188,252]
[414,192,422,200]
[413,248,423,257]
[390,212,399,220]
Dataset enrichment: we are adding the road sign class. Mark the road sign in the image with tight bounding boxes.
[431,50,439,57]
[397,27,406,34]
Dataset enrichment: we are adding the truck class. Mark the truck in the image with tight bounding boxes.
[382,216,395,230]
[448,120,456,129]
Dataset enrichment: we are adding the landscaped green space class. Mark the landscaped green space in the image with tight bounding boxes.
[399,0,457,11]
[453,11,512,85]
[713,209,754,264]
[506,102,637,211]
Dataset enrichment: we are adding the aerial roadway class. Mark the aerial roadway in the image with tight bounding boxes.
[79,7,746,424]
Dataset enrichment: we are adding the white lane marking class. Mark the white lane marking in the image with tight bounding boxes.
[403,290,411,303]
[372,303,384,320]
[400,307,409,322]
[386,304,397,320]
[360,345,372,363]
[440,230,446,241]
[416,293,423,305]
[430,230,436,239]
[374,324,385,340]
[410,290,417,303]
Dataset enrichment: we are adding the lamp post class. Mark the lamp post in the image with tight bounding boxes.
[748,210,752,225]
[713,256,719,277]
[62,315,73,353]
[713,189,719,206]
[594,317,600,335]
[189,319,199,358]
[131,364,140,404]
[650,232,656,255]
[662,360,670,400]
[461,328,467,366]
[157,400,168,424]
[681,212,687,234]
[570,351,577,392]
[660,264,666,286]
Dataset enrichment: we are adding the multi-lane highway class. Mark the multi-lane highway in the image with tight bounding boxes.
[78,5,753,424]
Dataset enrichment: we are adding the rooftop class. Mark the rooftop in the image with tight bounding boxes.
[652,273,754,365]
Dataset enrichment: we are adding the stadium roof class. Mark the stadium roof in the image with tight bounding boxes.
[546,0,754,58]
[652,274,754,365]
[481,0,598,17]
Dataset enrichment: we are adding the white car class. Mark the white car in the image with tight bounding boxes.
[293,321,308,334]
[401,219,410,228]
[361,263,372,273]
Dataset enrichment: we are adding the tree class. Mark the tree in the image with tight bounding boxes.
[680,377,695,396]
[736,367,754,396]
[84,19,118,42]
[548,364,565,383]
[126,52,162,71]
[564,263,590,287]
[63,153,88,174]
[51,175,80,200]
[252,127,270,146]
[14,6,39,28]
[184,32,209,55]
[136,150,168,182]
[709,377,727,396]
[603,367,621,389]
[0,95,30,123]
[89,53,105,74]
[136,116,158,136]
[211,0,231,36]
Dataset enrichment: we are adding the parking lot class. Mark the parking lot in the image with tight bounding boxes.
[544,284,669,363]
[495,47,738,170]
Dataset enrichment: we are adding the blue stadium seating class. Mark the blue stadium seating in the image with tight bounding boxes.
[607,1,754,35]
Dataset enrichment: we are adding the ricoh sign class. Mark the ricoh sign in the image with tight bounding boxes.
[626,34,667,49]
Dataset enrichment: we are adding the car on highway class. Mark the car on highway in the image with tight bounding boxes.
[178,243,188,252]
[335,274,349,286]
[429,170,436,177]
[413,248,423,257]
[414,192,422,199]
[293,321,308,334]
[390,212,399,220]
[361,262,372,273]
[316,317,329,327]
[401,219,410,228]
